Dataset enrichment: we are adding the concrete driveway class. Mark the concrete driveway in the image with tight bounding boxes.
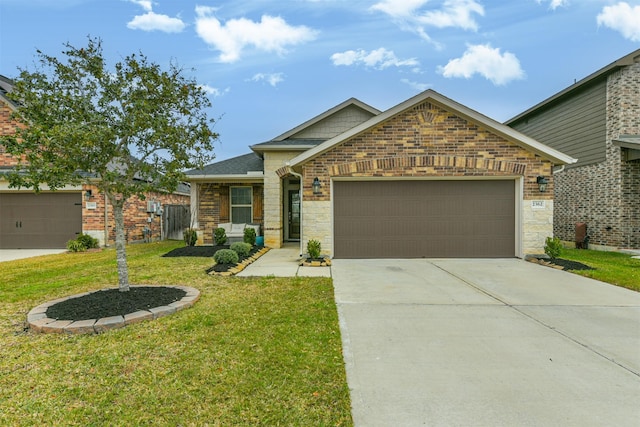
[332,258,640,426]
[0,249,67,263]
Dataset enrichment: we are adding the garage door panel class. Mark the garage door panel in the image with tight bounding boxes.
[0,193,82,249]
[333,181,515,258]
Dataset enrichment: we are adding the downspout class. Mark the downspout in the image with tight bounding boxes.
[286,165,304,257]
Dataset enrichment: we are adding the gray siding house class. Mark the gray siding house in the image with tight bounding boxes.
[507,49,640,250]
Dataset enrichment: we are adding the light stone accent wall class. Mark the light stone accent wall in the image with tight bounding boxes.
[523,199,553,255]
[302,200,332,256]
[263,151,299,248]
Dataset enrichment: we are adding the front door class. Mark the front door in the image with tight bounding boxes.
[288,190,300,240]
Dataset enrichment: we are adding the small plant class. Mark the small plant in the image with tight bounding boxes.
[183,228,197,246]
[231,242,252,257]
[214,227,227,245]
[243,227,257,245]
[77,233,99,249]
[213,248,239,265]
[545,236,563,259]
[307,239,322,260]
[66,239,86,252]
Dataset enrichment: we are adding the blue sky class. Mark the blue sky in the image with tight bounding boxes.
[1,0,639,162]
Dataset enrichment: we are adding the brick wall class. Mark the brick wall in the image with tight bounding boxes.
[302,101,552,201]
[82,184,190,246]
[195,182,264,245]
[0,102,26,167]
[554,62,639,249]
[300,100,555,255]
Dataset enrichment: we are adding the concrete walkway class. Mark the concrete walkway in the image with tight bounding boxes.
[237,244,331,277]
[333,258,640,427]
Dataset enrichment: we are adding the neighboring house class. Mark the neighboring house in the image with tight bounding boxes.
[507,49,640,250]
[0,74,190,249]
[187,90,575,258]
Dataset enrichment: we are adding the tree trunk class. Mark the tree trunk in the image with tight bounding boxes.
[113,201,130,292]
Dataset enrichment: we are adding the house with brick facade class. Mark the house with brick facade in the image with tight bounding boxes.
[507,49,640,251]
[0,75,190,249]
[187,89,575,258]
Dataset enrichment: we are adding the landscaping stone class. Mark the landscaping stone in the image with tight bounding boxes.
[124,310,154,325]
[28,317,56,333]
[41,320,74,334]
[64,319,97,334]
[149,305,176,319]
[27,285,201,335]
[94,315,125,333]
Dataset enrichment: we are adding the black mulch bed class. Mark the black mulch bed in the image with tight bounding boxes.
[162,245,227,257]
[46,286,186,321]
[545,258,595,271]
[162,244,263,273]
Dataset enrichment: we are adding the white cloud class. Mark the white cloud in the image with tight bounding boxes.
[438,44,525,86]
[194,6,318,63]
[371,0,484,42]
[249,73,284,87]
[370,0,429,17]
[401,79,431,91]
[418,0,484,31]
[331,48,419,70]
[597,2,640,42]
[199,84,229,97]
[130,0,153,12]
[127,11,186,33]
[536,0,569,10]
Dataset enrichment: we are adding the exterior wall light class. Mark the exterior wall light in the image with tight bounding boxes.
[84,189,93,201]
[536,176,548,193]
[312,177,322,195]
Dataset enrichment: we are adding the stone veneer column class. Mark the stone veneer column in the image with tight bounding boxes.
[263,152,299,248]
[523,199,553,255]
[301,200,332,256]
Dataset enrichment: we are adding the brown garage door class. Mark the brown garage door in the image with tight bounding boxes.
[333,180,515,258]
[0,193,82,249]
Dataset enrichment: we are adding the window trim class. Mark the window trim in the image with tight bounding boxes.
[230,186,253,224]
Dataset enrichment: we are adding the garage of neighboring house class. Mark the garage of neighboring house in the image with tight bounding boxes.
[333,180,515,258]
[0,192,82,249]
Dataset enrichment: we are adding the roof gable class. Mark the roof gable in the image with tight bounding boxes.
[290,89,576,167]
[251,98,381,153]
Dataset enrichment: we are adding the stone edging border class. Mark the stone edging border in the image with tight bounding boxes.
[209,247,270,276]
[27,285,200,335]
[299,257,332,267]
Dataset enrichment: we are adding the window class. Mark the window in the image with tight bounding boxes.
[230,187,252,223]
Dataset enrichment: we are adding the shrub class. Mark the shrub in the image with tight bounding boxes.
[213,249,239,265]
[231,242,252,257]
[77,233,99,249]
[545,236,563,259]
[243,227,257,245]
[66,239,86,252]
[183,229,197,246]
[307,239,322,259]
[214,227,227,245]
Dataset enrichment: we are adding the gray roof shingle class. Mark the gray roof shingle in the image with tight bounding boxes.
[185,152,264,176]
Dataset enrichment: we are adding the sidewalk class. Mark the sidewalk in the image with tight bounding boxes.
[237,243,331,277]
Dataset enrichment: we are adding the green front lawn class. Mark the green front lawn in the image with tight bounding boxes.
[0,241,352,426]
[559,248,640,292]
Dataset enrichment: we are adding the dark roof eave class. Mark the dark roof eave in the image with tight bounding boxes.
[506,49,640,124]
